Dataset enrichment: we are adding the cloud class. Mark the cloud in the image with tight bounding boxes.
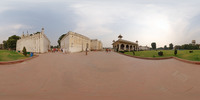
[1,0,200,47]
[0,24,31,43]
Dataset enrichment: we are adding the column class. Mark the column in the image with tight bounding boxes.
[132,45,134,50]
[124,44,126,50]
[119,43,121,51]
[129,45,130,51]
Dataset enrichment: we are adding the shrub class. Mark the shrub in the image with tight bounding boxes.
[22,47,27,56]
[124,50,129,52]
[158,51,163,56]
[174,49,177,55]
[132,51,135,55]
[119,51,124,53]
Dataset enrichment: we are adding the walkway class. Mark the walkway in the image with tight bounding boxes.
[0,52,200,100]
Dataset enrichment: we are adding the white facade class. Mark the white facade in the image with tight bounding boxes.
[61,31,103,53]
[90,39,103,51]
[16,28,50,53]
[139,46,150,51]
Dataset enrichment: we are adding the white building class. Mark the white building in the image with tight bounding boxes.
[112,35,139,51]
[90,39,103,51]
[139,46,150,51]
[61,31,103,53]
[16,28,50,53]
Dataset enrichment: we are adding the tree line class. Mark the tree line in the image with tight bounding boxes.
[3,35,20,50]
[151,42,200,50]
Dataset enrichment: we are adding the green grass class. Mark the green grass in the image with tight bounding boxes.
[0,50,29,61]
[124,50,200,61]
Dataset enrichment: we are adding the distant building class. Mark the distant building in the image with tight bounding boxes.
[16,28,51,53]
[60,31,103,53]
[112,35,138,51]
[90,39,103,51]
[139,46,150,51]
[192,40,196,45]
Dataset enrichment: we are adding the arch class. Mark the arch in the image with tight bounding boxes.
[126,45,129,50]
[121,44,124,50]
[130,45,133,51]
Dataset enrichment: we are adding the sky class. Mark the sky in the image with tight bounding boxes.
[1,0,200,47]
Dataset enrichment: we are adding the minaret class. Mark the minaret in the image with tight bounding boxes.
[40,28,44,38]
[21,32,25,38]
[41,28,44,34]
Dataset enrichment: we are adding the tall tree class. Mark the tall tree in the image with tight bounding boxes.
[164,45,167,50]
[7,35,20,50]
[3,40,7,49]
[151,42,156,50]
[57,34,66,47]
[169,43,173,49]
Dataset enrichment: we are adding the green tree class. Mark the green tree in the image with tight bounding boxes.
[7,35,20,50]
[57,34,66,47]
[169,43,173,50]
[151,42,156,50]
[3,40,7,49]
[22,47,27,56]
[164,45,167,50]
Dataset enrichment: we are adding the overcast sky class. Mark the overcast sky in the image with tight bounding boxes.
[1,0,200,47]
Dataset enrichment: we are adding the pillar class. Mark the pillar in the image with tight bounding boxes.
[129,45,130,51]
[124,44,126,50]
[119,43,121,51]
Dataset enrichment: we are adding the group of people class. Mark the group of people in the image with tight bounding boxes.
[106,49,111,52]
[51,48,59,53]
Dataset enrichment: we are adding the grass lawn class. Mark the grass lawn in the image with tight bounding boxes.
[124,50,200,61]
[0,50,29,61]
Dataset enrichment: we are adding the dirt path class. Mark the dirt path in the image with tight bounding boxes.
[0,51,200,100]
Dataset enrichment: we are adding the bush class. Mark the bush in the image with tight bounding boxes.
[132,51,135,55]
[158,51,163,56]
[119,51,124,53]
[189,51,193,53]
[124,50,129,52]
[22,47,27,56]
[174,49,177,55]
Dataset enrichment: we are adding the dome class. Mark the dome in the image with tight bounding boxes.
[118,34,123,39]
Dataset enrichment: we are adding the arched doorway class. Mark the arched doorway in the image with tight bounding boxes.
[126,45,129,50]
[121,44,124,50]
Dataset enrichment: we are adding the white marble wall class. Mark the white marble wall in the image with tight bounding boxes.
[16,32,50,53]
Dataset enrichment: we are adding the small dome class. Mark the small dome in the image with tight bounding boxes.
[118,34,123,39]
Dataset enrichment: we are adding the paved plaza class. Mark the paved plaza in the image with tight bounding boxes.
[0,52,200,100]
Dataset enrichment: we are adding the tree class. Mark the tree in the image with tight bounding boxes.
[169,43,173,50]
[22,47,27,56]
[3,40,7,49]
[151,42,156,50]
[164,45,167,50]
[57,34,66,47]
[6,35,20,50]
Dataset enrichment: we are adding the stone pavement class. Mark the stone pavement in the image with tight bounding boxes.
[0,51,200,100]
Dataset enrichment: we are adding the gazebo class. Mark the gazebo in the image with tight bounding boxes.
[112,35,138,52]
